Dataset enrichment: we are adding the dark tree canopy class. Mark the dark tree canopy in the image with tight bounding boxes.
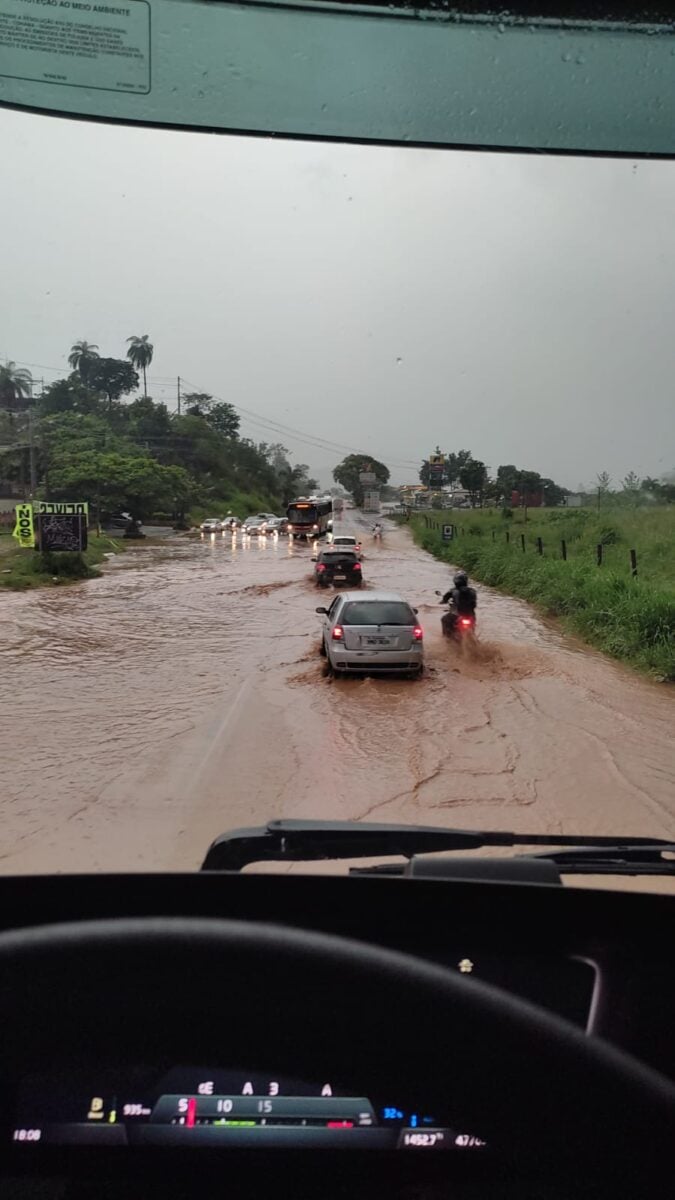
[459,458,488,506]
[333,454,390,506]
[86,358,139,404]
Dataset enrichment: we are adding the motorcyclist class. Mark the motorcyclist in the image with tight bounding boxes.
[441,572,477,631]
[372,522,383,538]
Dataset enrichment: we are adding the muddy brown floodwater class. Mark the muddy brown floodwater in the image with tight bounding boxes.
[1,517,674,878]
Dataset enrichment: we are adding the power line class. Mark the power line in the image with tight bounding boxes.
[8,360,422,470]
[180,377,421,469]
[13,360,177,385]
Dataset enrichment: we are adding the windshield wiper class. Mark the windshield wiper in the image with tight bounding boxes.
[201,818,675,879]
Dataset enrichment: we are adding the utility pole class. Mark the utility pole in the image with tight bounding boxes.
[27,378,42,497]
[177,375,181,416]
[96,431,105,537]
[28,405,37,496]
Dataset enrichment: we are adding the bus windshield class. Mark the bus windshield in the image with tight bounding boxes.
[287,504,317,525]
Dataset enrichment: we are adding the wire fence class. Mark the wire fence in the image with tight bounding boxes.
[419,515,640,579]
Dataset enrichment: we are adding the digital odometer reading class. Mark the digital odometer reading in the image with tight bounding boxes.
[12,1067,487,1152]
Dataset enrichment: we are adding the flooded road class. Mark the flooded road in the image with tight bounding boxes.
[1,516,673,875]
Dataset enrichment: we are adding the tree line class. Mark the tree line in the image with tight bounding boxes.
[417,451,569,507]
[0,343,316,523]
[592,470,675,505]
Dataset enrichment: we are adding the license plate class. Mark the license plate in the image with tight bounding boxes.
[334,574,346,581]
[365,636,390,646]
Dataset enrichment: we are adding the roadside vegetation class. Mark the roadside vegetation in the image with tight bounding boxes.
[410,507,675,681]
[0,343,317,528]
[0,531,122,590]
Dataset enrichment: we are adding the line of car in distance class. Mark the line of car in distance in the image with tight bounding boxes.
[199,514,289,537]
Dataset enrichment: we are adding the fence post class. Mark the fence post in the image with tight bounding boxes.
[492,529,495,541]
[630,549,638,579]
[505,531,510,544]
[596,543,603,567]
[561,539,567,561]
[461,527,464,536]
[536,537,543,555]
[521,533,526,552]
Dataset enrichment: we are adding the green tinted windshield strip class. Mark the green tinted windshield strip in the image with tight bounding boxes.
[2,1,675,155]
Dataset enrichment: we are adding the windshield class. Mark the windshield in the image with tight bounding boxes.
[288,507,317,523]
[0,79,673,883]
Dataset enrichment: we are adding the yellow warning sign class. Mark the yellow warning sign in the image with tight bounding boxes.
[12,502,34,549]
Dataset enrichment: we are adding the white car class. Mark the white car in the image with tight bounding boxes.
[327,534,362,557]
[200,518,223,533]
[242,517,268,536]
[316,591,423,677]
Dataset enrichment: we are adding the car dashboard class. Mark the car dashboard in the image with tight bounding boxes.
[0,870,672,1198]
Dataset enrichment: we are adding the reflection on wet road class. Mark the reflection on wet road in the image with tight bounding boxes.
[1,517,673,874]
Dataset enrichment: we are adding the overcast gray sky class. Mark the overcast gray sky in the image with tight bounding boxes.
[1,106,674,490]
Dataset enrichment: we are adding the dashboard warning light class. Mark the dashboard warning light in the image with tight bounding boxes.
[458,958,474,974]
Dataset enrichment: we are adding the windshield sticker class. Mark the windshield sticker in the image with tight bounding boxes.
[0,0,150,93]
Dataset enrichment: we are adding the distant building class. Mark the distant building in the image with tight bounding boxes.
[511,490,544,508]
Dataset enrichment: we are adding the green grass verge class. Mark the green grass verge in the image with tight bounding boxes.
[408,508,675,681]
[0,533,124,590]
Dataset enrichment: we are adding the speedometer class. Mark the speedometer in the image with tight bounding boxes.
[12,1066,487,1152]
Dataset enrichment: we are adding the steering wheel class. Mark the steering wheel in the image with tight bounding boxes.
[0,918,672,1195]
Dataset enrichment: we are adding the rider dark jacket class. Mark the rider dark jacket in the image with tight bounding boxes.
[442,584,477,614]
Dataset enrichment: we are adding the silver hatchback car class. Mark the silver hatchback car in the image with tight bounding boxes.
[316,591,423,677]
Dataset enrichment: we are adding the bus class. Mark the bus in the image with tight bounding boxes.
[286,496,333,539]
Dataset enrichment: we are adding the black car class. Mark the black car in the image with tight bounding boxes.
[314,550,363,588]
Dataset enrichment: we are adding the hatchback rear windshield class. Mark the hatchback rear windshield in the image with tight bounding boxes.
[341,602,414,626]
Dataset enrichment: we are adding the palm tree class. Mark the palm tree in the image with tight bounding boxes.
[0,361,33,412]
[126,334,153,397]
[68,340,99,383]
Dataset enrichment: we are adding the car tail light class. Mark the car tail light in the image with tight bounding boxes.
[413,626,423,640]
[353,563,362,571]
[460,617,474,628]
[332,625,344,641]
[316,564,326,572]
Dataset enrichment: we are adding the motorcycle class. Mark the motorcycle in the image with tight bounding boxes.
[435,591,477,641]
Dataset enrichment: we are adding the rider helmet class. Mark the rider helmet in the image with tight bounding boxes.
[453,572,469,588]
